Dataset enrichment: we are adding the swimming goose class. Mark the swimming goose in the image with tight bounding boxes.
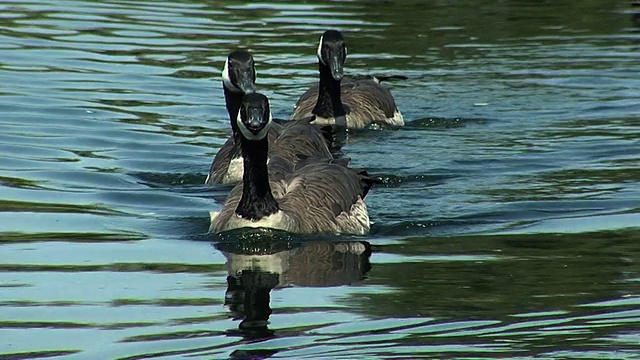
[290,30,404,129]
[206,50,334,185]
[210,93,376,235]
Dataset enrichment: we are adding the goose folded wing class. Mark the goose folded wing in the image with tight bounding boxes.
[277,162,370,221]
[206,136,240,184]
[292,84,320,116]
[270,121,333,162]
[340,78,399,118]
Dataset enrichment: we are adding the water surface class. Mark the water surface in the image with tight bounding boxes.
[1,0,639,358]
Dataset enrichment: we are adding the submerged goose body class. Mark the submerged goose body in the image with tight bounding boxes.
[206,50,333,185]
[210,93,376,235]
[290,30,404,129]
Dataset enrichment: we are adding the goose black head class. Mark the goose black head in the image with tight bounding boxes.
[222,50,257,94]
[316,30,346,81]
[237,93,272,141]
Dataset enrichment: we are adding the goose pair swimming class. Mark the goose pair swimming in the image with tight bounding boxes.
[207,30,403,235]
[205,50,333,185]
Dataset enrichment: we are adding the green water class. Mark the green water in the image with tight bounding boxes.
[1,0,639,358]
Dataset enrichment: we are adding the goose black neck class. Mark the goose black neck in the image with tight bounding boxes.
[236,137,279,220]
[224,86,244,137]
[312,61,346,119]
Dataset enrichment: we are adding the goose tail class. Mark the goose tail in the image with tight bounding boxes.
[355,169,384,198]
[373,75,409,83]
[352,74,409,84]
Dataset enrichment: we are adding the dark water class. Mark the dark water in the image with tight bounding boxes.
[1,0,639,358]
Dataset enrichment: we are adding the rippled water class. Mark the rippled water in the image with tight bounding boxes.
[1,0,639,358]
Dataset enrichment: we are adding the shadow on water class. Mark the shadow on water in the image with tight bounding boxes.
[220,237,371,360]
[404,116,495,131]
[82,233,374,359]
[631,2,640,32]
[216,236,371,341]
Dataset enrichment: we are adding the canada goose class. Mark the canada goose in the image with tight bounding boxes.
[290,30,404,129]
[206,50,334,185]
[210,93,376,235]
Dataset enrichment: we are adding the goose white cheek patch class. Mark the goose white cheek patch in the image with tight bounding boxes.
[222,58,241,92]
[316,35,325,65]
[237,109,273,141]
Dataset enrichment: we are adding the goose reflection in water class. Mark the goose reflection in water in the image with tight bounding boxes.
[214,239,372,342]
[633,1,640,31]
